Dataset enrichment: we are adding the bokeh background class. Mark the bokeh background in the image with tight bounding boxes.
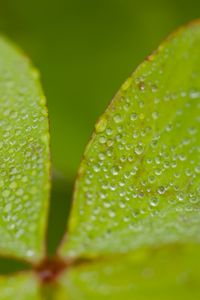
[0,0,198,182]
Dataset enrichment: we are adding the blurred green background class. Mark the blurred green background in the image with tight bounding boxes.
[0,0,199,183]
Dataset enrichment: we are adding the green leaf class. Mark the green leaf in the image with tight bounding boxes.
[0,272,41,300]
[60,22,200,258]
[57,244,200,300]
[0,37,50,261]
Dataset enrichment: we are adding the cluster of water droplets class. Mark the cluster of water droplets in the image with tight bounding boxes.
[0,39,49,259]
[65,29,200,258]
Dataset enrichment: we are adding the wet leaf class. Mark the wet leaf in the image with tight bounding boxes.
[60,22,200,258]
[0,37,50,261]
[0,272,41,300]
[58,244,200,300]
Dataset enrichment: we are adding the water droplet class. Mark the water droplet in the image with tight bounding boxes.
[130,113,138,121]
[157,186,166,195]
[149,197,159,207]
[99,136,107,144]
[109,210,116,218]
[95,117,107,133]
[135,145,144,155]
[113,114,122,123]
[2,190,10,198]
[111,166,120,176]
[152,111,159,120]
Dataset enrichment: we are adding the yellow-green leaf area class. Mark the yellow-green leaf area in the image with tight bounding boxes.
[0,272,41,300]
[61,22,200,258]
[0,37,50,261]
[58,244,200,300]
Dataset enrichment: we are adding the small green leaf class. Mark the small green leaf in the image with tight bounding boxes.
[60,22,200,258]
[0,272,41,300]
[58,244,200,300]
[0,37,50,261]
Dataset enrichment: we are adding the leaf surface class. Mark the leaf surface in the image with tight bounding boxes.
[58,244,200,300]
[0,272,41,300]
[60,22,200,258]
[0,37,50,261]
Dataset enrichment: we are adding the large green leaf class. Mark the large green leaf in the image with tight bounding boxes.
[0,272,41,300]
[60,22,200,258]
[0,37,50,261]
[58,244,200,299]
